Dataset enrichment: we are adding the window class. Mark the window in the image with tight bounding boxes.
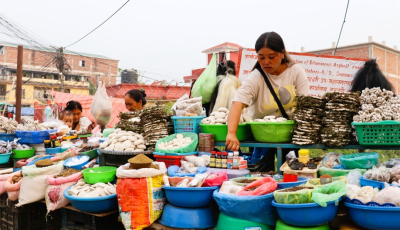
[79,60,85,67]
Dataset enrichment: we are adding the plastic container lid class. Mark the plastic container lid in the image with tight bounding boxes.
[44,140,50,143]
[299,149,309,156]
[211,151,216,155]
[228,152,233,156]
[223,152,227,156]
[234,151,239,156]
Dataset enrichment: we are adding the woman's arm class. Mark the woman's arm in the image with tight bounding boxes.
[226,101,246,151]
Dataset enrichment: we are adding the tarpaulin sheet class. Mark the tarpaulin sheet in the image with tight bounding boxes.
[50,91,127,128]
[7,107,34,116]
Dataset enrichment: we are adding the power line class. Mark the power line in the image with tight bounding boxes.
[66,0,130,48]
[334,0,350,55]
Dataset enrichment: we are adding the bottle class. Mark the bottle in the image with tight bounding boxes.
[298,149,310,164]
[221,152,228,169]
[54,137,60,147]
[232,151,239,169]
[227,152,233,169]
[216,152,222,168]
[44,140,51,148]
[209,151,216,168]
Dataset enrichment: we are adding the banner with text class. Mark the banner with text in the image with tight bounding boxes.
[237,48,365,97]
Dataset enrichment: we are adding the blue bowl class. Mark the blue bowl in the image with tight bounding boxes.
[64,155,90,170]
[213,190,277,226]
[160,203,217,229]
[271,198,342,227]
[27,155,53,166]
[345,202,400,230]
[46,147,62,155]
[162,185,218,208]
[64,185,117,213]
[0,152,12,164]
[277,177,309,190]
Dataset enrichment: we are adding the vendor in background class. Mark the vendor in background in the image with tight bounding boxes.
[226,32,309,171]
[125,89,147,111]
[351,59,394,93]
[65,101,93,132]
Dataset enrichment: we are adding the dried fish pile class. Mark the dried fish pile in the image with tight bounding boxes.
[16,120,49,131]
[140,106,169,150]
[321,92,360,146]
[115,111,143,134]
[0,117,18,134]
[353,87,400,122]
[292,96,326,145]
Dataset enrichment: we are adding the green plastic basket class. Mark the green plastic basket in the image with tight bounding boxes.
[353,121,400,146]
[79,149,98,160]
[247,121,295,143]
[199,124,253,142]
[11,148,36,159]
[155,133,198,154]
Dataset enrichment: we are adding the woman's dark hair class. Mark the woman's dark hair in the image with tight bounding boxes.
[125,89,147,106]
[351,59,394,93]
[253,32,292,70]
[65,101,83,112]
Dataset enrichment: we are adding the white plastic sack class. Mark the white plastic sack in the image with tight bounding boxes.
[16,162,64,207]
[116,162,167,179]
[91,82,112,126]
[347,171,362,186]
[79,117,92,133]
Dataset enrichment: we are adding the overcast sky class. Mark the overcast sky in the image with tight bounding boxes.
[1,0,399,83]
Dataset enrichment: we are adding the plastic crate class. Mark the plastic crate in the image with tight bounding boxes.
[61,208,124,230]
[171,116,205,134]
[0,133,17,142]
[154,155,195,168]
[99,153,154,167]
[353,121,400,145]
[0,202,44,230]
[14,129,57,144]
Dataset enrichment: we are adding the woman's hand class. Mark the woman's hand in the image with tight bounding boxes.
[226,133,240,151]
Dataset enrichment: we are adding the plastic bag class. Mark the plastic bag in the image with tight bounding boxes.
[339,152,380,169]
[167,165,206,177]
[274,186,314,204]
[347,171,362,186]
[202,170,228,187]
[285,151,296,164]
[90,81,112,126]
[363,166,390,182]
[372,183,400,206]
[211,74,242,112]
[310,180,348,207]
[4,171,23,201]
[323,152,342,168]
[183,155,210,167]
[389,165,400,183]
[318,166,367,177]
[356,186,377,204]
[346,184,361,200]
[155,133,198,154]
[384,158,400,168]
[116,162,167,179]
[238,177,277,196]
[191,53,217,104]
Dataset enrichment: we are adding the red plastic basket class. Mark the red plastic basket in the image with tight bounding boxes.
[154,155,195,168]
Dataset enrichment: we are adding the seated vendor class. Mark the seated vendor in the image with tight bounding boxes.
[65,101,93,132]
[125,89,147,111]
[226,32,309,171]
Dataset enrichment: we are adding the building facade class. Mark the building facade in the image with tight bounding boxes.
[184,42,242,83]
[305,36,400,94]
[0,41,119,106]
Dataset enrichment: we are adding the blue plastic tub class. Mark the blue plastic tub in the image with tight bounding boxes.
[171,116,206,134]
[345,201,400,230]
[0,152,12,164]
[15,129,57,144]
[167,165,207,177]
[0,133,17,142]
[64,155,90,170]
[360,177,386,189]
[277,177,309,190]
[213,190,277,226]
[27,155,53,166]
[162,185,218,208]
[46,147,62,155]
[271,198,342,227]
[160,203,217,229]
[64,186,118,213]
